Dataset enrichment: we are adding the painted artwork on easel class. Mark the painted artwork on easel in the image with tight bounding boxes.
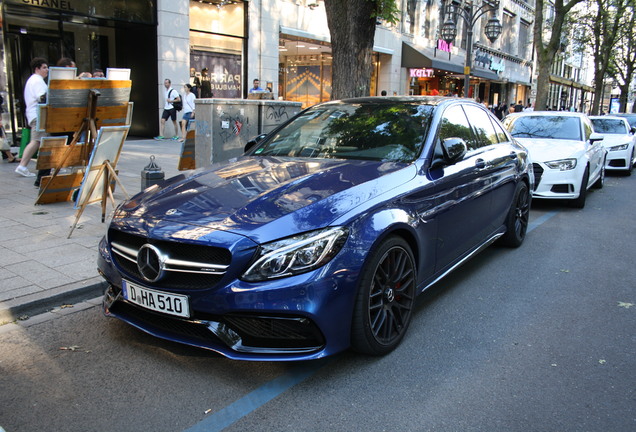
[74,125,129,209]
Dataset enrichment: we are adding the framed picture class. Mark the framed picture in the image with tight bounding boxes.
[74,125,129,208]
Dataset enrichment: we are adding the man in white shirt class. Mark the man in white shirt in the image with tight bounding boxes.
[15,57,49,177]
[155,78,181,140]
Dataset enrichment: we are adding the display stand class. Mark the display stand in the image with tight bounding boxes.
[36,89,100,204]
[33,73,132,205]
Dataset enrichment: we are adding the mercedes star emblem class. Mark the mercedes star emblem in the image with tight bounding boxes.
[137,244,165,282]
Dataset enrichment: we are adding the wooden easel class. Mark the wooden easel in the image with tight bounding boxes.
[68,159,129,238]
[36,89,100,204]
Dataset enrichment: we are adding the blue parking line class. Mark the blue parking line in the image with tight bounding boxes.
[183,360,328,432]
[528,210,558,233]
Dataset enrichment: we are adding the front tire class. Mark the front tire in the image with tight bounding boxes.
[592,161,605,188]
[351,236,416,356]
[500,181,530,247]
[571,166,589,209]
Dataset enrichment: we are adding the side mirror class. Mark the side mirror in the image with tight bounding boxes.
[589,132,604,144]
[630,127,636,135]
[441,137,468,164]
[244,134,267,153]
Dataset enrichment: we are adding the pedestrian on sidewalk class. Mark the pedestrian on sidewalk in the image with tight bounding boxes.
[15,57,49,178]
[179,84,196,142]
[155,79,181,141]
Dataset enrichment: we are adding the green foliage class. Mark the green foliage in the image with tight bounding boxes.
[371,0,401,25]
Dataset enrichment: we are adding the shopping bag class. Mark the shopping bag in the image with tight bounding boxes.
[19,128,31,158]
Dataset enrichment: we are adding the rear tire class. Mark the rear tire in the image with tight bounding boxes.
[499,181,530,248]
[351,236,416,356]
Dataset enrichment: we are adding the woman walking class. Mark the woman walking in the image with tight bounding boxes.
[180,84,196,142]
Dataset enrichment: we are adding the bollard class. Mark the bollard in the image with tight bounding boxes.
[141,155,165,190]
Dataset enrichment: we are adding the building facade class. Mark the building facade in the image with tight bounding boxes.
[1,0,551,140]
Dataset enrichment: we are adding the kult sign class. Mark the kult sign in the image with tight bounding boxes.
[410,68,435,78]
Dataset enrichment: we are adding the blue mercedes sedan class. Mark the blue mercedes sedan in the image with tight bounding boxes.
[98,96,532,361]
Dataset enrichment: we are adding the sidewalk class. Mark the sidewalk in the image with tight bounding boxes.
[0,137,184,324]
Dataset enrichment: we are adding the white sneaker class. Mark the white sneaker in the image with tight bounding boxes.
[15,166,35,177]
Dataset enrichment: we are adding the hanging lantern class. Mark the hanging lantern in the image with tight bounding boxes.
[485,16,503,43]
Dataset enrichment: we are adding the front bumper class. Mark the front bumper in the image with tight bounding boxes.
[98,235,360,361]
[531,162,585,200]
[605,148,633,171]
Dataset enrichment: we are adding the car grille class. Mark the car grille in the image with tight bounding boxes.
[108,228,231,290]
[609,159,626,167]
[532,163,543,191]
[550,184,573,194]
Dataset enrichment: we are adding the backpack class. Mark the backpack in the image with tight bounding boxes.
[170,89,182,111]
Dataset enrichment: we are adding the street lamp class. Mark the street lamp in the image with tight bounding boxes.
[441,0,502,98]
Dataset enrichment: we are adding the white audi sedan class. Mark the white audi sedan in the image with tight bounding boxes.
[589,115,636,175]
[503,112,607,208]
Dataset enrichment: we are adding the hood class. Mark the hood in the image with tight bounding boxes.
[514,138,585,162]
[116,156,414,242]
[599,134,632,148]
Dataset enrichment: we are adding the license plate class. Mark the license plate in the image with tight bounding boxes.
[122,280,190,318]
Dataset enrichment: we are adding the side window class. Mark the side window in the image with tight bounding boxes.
[437,105,475,153]
[463,104,499,148]
[490,116,510,143]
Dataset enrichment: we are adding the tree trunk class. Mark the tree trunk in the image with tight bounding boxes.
[324,0,377,99]
[590,0,627,115]
[534,51,555,111]
[619,84,630,112]
[532,0,585,111]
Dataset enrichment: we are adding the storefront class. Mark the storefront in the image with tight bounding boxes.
[188,1,246,99]
[1,0,158,137]
[278,31,382,108]
[402,42,499,102]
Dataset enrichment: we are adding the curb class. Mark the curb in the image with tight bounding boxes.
[0,278,107,324]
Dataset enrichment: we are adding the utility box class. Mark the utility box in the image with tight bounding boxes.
[194,99,302,167]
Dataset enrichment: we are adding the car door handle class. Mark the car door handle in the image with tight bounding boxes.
[475,158,486,169]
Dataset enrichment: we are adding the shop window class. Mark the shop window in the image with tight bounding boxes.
[189,0,246,98]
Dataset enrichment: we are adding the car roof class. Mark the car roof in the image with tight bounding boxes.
[506,110,587,118]
[589,115,628,121]
[321,96,479,108]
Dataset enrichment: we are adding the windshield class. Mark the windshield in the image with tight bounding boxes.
[591,119,628,134]
[250,102,434,163]
[615,114,636,128]
[504,115,582,141]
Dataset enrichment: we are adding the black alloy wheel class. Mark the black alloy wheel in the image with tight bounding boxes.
[351,236,416,355]
[500,181,530,247]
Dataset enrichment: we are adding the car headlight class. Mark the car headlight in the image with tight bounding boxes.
[242,227,349,282]
[544,158,577,170]
[609,144,629,151]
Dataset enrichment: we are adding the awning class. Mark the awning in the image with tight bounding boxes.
[402,42,500,81]
[549,74,594,93]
